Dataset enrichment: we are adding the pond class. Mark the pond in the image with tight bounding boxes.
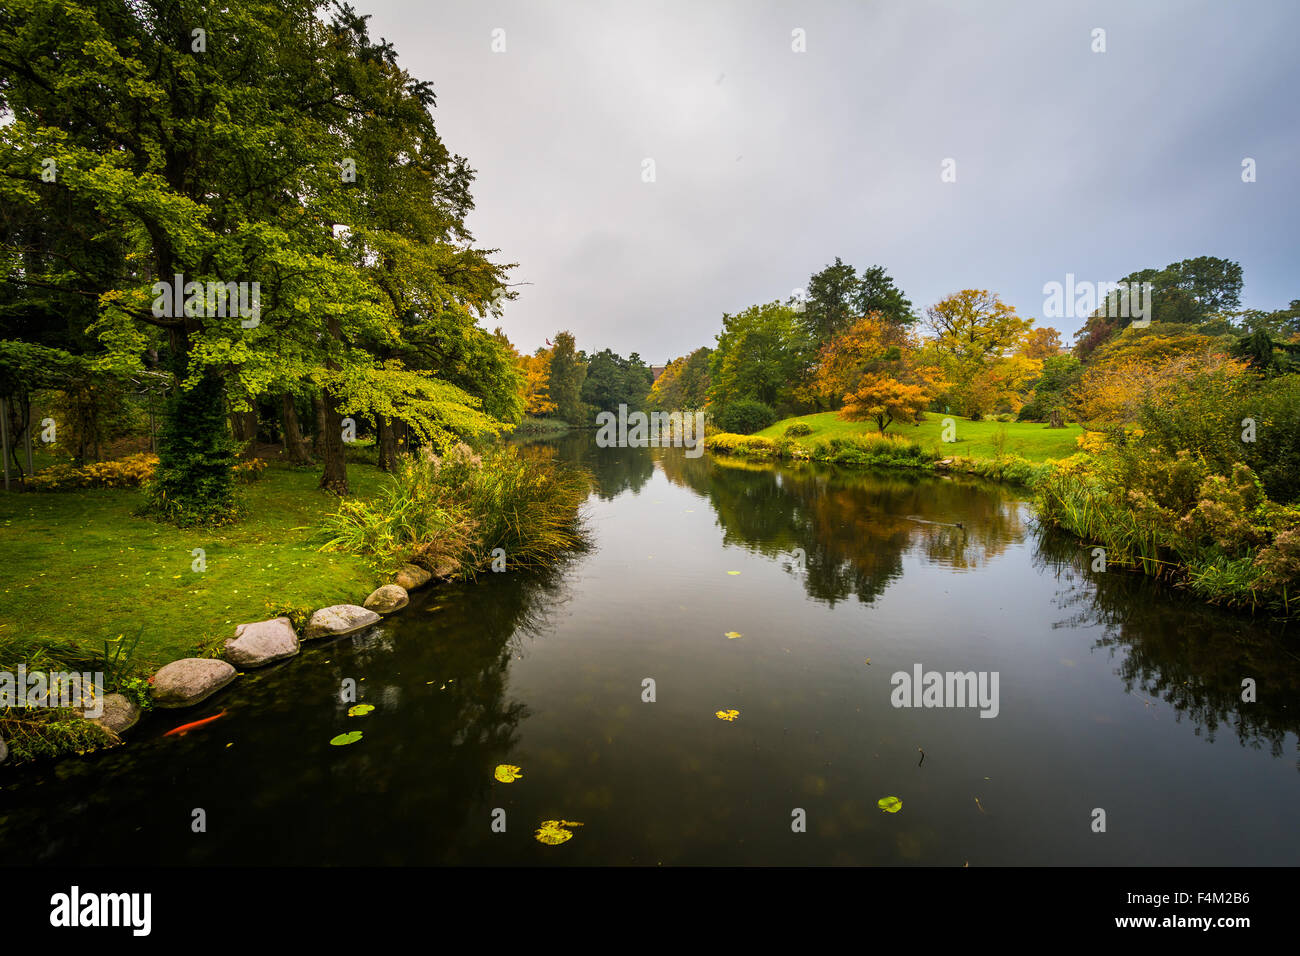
[3,433,1297,865]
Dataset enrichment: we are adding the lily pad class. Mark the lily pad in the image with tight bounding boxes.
[534,819,583,845]
[494,764,523,783]
[715,709,740,722]
[348,704,374,717]
[877,795,903,813]
[330,731,363,746]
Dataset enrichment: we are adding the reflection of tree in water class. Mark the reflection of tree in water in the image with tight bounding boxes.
[519,432,654,500]
[656,450,1025,607]
[1033,528,1300,763]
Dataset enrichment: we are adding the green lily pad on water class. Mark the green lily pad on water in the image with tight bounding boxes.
[330,731,363,746]
[877,795,903,813]
[348,704,374,717]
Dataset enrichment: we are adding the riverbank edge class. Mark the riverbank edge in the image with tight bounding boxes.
[706,431,1299,621]
[0,564,448,771]
[705,431,1050,486]
[2,443,593,769]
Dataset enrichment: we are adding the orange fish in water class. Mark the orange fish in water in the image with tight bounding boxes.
[163,710,226,737]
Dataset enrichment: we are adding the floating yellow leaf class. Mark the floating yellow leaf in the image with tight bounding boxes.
[715,709,740,721]
[727,571,741,575]
[877,795,903,813]
[724,631,742,639]
[494,764,523,783]
[534,819,583,845]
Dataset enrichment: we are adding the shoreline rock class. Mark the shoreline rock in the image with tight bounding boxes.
[93,693,141,736]
[225,616,300,669]
[364,584,409,615]
[152,658,237,709]
[303,604,381,640]
[393,563,431,590]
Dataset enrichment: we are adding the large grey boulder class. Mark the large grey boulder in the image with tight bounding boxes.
[0,736,7,764]
[393,563,430,590]
[364,584,409,615]
[303,604,381,640]
[225,616,300,668]
[152,658,237,709]
[93,693,141,736]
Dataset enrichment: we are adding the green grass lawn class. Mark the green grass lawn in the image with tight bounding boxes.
[0,463,390,670]
[755,412,1083,462]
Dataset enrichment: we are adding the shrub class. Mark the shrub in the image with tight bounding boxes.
[707,433,778,458]
[784,421,813,437]
[713,400,776,435]
[1241,373,1300,504]
[1036,437,1300,612]
[28,453,159,490]
[234,458,267,482]
[1016,401,1045,422]
[322,444,590,578]
[1253,527,1300,597]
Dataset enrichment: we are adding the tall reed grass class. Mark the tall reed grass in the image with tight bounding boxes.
[321,445,591,578]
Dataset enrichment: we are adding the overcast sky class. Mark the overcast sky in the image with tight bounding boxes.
[363,0,1300,361]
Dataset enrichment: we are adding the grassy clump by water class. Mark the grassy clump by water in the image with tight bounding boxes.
[0,631,156,765]
[322,444,591,579]
[1035,440,1300,615]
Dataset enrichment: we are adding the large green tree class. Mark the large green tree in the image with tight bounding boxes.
[1074,257,1245,362]
[708,301,810,411]
[547,331,586,424]
[854,265,915,327]
[802,257,858,346]
[0,0,514,508]
[580,348,652,419]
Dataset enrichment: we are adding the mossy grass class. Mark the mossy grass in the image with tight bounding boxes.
[0,462,388,669]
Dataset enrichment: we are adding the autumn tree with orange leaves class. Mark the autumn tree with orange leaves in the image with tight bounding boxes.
[814,313,943,433]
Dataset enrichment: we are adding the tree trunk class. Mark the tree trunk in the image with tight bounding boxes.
[314,392,349,495]
[229,407,258,458]
[281,393,312,464]
[377,413,399,472]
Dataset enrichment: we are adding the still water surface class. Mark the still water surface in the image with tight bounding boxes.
[3,434,1297,865]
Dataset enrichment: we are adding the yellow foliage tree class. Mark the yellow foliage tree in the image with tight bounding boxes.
[521,349,557,416]
[1022,326,1064,360]
[924,290,1031,417]
[1071,324,1238,423]
[815,313,943,431]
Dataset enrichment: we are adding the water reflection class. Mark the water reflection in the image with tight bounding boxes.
[659,447,1296,764]
[657,450,1024,606]
[1033,529,1300,762]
